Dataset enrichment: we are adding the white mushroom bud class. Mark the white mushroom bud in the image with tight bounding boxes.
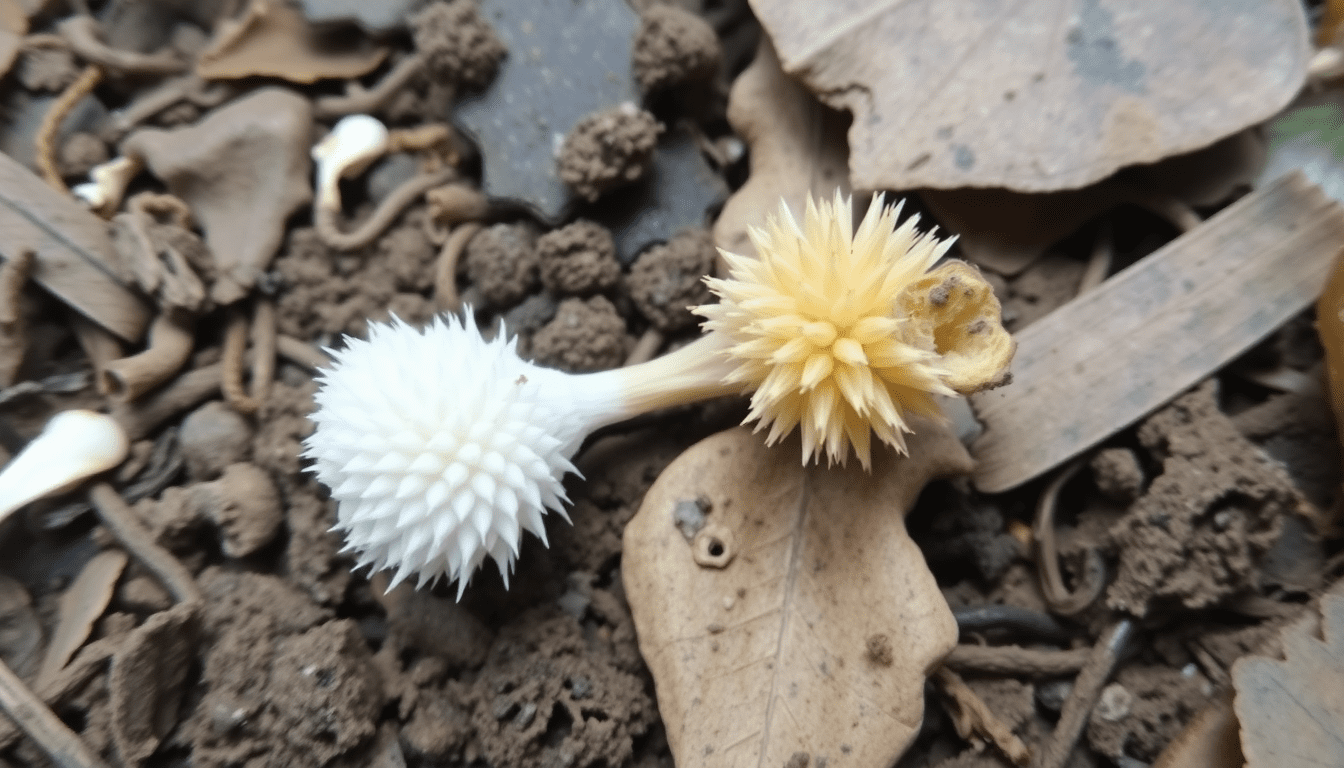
[72,156,144,217]
[311,114,390,212]
[0,410,129,521]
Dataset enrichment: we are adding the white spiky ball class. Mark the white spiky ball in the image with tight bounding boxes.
[304,314,618,596]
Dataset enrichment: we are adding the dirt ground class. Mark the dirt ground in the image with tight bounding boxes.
[0,2,1339,768]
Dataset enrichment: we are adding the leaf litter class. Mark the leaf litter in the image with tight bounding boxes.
[0,3,1341,768]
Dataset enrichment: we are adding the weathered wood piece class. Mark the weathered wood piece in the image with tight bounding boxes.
[0,152,150,342]
[970,172,1344,492]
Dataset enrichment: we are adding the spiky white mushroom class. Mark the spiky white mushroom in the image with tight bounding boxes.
[0,410,129,521]
[305,192,1014,595]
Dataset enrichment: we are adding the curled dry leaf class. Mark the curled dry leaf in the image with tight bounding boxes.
[749,0,1308,193]
[1232,593,1344,768]
[196,0,387,84]
[121,88,314,305]
[711,38,848,272]
[36,549,127,688]
[623,419,973,767]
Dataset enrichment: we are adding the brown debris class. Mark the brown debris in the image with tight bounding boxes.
[410,0,506,89]
[531,296,632,372]
[34,63,99,192]
[108,604,197,767]
[557,106,661,202]
[193,462,283,559]
[1107,381,1307,616]
[58,16,184,75]
[0,250,33,386]
[101,309,195,403]
[536,219,623,296]
[196,0,387,83]
[463,222,540,309]
[178,401,254,482]
[632,3,721,91]
[37,550,128,688]
[627,228,714,332]
[1086,665,1210,763]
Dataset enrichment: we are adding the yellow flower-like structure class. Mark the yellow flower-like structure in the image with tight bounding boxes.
[698,192,1014,468]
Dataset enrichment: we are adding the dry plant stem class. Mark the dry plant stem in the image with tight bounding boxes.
[88,483,201,604]
[101,309,195,402]
[70,315,123,395]
[1122,189,1203,234]
[944,644,1090,677]
[316,168,458,250]
[1033,460,1107,616]
[111,361,223,440]
[221,299,276,414]
[22,33,69,51]
[58,16,185,75]
[313,54,425,119]
[432,222,481,312]
[276,334,331,372]
[1035,618,1136,768]
[0,251,34,387]
[387,124,454,154]
[935,666,1031,766]
[624,328,665,367]
[0,657,110,768]
[35,64,102,192]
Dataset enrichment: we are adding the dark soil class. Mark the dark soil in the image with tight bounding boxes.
[0,2,1338,768]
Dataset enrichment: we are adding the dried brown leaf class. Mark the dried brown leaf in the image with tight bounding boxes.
[623,419,973,767]
[749,0,1308,193]
[711,38,848,272]
[197,0,387,83]
[121,88,314,305]
[1232,594,1344,768]
[36,549,127,688]
[970,172,1344,493]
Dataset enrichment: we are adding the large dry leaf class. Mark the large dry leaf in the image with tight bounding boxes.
[749,0,1308,193]
[712,38,849,270]
[1232,594,1344,768]
[36,548,127,688]
[623,420,973,767]
[970,172,1344,493]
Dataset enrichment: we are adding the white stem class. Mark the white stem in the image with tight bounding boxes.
[0,410,128,521]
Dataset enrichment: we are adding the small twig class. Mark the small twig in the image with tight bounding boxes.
[0,638,117,752]
[387,123,455,154]
[313,54,425,119]
[1035,618,1136,768]
[934,666,1031,766]
[944,644,1090,677]
[87,483,201,605]
[0,251,35,386]
[315,169,460,251]
[36,64,102,191]
[110,362,223,441]
[624,328,666,367]
[69,315,124,396]
[953,604,1072,642]
[1033,461,1107,616]
[0,657,110,768]
[58,16,185,75]
[221,300,275,415]
[276,334,331,372]
[107,75,234,138]
[101,308,195,402]
[432,223,482,312]
[1121,189,1203,234]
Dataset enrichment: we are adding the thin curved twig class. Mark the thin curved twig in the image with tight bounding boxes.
[1033,460,1108,616]
[432,222,482,312]
[107,74,236,139]
[0,657,110,768]
[315,168,459,251]
[313,54,425,119]
[36,64,101,191]
[276,335,331,372]
[1036,619,1136,768]
[58,16,186,75]
[87,482,201,605]
[221,299,276,414]
[944,644,1090,677]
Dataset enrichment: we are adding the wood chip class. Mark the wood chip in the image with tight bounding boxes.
[0,152,151,342]
[970,172,1344,492]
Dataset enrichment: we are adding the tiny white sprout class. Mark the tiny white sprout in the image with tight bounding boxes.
[311,114,390,212]
[72,156,143,217]
[0,410,129,521]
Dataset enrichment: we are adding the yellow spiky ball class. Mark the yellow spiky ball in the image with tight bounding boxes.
[697,192,986,468]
